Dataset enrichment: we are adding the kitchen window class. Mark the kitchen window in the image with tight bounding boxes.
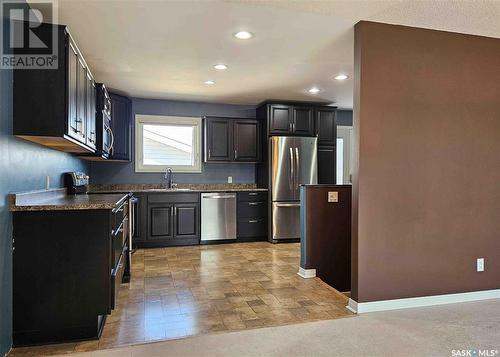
[135,115,202,173]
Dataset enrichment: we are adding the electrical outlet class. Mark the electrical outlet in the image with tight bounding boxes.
[477,258,485,272]
[227,176,233,184]
[328,191,339,203]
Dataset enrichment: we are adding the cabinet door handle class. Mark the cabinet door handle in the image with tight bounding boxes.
[248,202,263,206]
[248,192,258,196]
[248,219,263,223]
[234,149,237,159]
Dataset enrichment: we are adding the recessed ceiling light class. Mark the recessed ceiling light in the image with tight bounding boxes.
[308,87,320,94]
[213,64,228,70]
[334,74,349,81]
[234,31,253,40]
[204,80,215,85]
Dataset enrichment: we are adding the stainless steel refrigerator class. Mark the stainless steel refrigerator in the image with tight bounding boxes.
[269,136,317,241]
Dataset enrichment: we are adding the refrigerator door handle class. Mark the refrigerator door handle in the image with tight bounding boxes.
[275,203,301,207]
[295,147,300,190]
[289,147,294,191]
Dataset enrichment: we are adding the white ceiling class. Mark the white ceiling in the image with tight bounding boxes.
[53,0,500,108]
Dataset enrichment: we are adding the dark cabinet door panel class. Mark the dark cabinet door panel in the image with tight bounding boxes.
[269,105,292,135]
[132,193,147,243]
[205,118,232,161]
[86,73,96,150]
[316,108,337,146]
[174,204,199,239]
[76,58,87,142]
[233,120,261,162]
[292,106,314,135]
[318,146,336,184]
[150,206,173,238]
[67,40,79,140]
[109,93,131,161]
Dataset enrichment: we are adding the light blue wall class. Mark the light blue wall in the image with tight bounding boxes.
[337,110,353,126]
[0,58,88,356]
[90,98,258,184]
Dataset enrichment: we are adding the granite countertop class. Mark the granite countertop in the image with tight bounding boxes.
[9,188,129,212]
[88,183,269,193]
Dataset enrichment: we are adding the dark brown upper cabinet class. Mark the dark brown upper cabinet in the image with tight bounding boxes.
[261,104,315,136]
[108,93,132,161]
[316,107,337,146]
[13,23,96,154]
[233,120,261,162]
[292,106,315,135]
[268,105,292,135]
[205,118,232,162]
[204,117,262,163]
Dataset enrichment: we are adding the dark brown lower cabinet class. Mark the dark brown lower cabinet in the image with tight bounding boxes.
[150,205,174,238]
[237,191,268,241]
[140,193,200,247]
[12,196,130,346]
[174,204,199,239]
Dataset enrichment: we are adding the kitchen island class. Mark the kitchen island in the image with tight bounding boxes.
[9,189,131,346]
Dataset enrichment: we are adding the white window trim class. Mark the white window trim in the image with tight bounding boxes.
[135,114,202,173]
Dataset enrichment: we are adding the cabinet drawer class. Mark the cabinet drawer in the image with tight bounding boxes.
[237,218,267,238]
[148,193,199,204]
[237,191,267,202]
[112,220,126,268]
[237,201,267,218]
[110,251,124,310]
[112,199,127,229]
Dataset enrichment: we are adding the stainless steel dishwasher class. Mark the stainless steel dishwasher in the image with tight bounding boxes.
[201,192,237,242]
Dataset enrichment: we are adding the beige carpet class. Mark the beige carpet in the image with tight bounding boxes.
[61,299,500,357]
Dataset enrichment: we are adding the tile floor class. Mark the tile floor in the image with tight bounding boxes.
[10,242,352,356]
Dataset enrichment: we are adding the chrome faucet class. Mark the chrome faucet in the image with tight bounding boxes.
[163,167,173,189]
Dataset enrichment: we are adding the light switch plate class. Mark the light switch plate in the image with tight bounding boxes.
[328,191,339,203]
[477,258,485,272]
[228,176,233,183]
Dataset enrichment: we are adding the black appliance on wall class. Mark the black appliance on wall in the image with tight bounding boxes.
[97,83,114,158]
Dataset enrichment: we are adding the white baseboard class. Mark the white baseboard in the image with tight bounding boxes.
[347,289,500,314]
[297,267,316,279]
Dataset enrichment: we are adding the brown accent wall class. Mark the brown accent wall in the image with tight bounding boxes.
[352,21,500,303]
[300,185,351,292]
